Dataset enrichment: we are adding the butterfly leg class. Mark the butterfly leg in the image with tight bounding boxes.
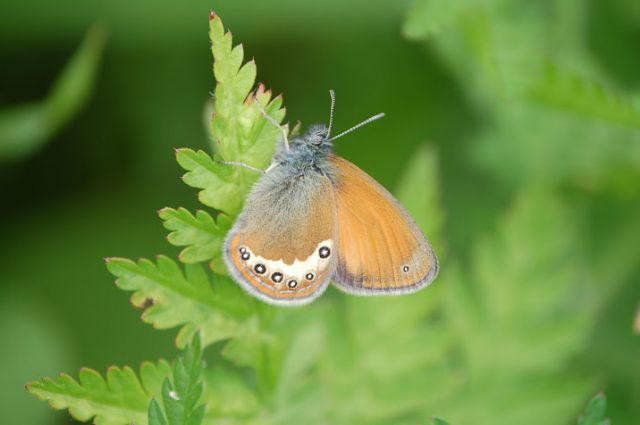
[218,160,265,173]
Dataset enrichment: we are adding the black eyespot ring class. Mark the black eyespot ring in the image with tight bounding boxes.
[402,265,410,273]
[287,280,298,288]
[239,246,247,254]
[241,252,250,261]
[319,246,331,258]
[305,273,314,281]
[254,264,266,274]
[271,272,283,283]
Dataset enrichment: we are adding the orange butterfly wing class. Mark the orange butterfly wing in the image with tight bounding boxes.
[224,171,338,306]
[330,155,438,293]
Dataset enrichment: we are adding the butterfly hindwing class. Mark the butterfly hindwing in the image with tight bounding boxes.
[330,155,438,293]
[223,168,337,305]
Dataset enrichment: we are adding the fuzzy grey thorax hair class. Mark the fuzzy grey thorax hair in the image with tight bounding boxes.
[270,124,336,179]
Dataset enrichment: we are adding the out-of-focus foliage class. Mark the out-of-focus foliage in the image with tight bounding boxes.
[404,0,640,191]
[4,0,639,424]
[578,393,610,425]
[0,25,106,161]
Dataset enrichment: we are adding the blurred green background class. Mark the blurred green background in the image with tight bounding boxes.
[1,0,639,424]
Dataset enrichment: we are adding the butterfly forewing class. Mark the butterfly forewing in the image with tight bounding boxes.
[330,155,438,293]
[223,170,337,305]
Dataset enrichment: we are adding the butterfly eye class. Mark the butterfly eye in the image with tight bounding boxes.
[271,272,283,283]
[319,246,331,258]
[305,273,314,281]
[402,265,410,273]
[254,264,266,274]
[287,280,298,288]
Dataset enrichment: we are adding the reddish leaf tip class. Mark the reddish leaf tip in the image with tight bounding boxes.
[209,10,217,20]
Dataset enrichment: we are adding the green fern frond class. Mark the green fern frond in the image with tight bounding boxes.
[149,336,205,425]
[404,0,640,188]
[26,361,171,425]
[530,61,640,129]
[105,256,254,349]
[187,13,286,217]
[443,190,596,424]
[159,207,231,273]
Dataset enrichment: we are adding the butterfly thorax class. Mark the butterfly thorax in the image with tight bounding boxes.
[270,124,336,180]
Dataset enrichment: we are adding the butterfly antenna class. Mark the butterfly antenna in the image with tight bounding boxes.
[327,112,385,142]
[254,93,290,151]
[327,89,336,139]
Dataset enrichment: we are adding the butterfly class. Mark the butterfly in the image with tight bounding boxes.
[222,90,438,306]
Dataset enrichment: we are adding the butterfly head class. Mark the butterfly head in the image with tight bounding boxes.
[280,124,333,158]
[267,90,384,172]
[304,124,331,146]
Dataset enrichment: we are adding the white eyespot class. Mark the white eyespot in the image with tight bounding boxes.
[402,265,410,273]
[287,279,298,288]
[271,272,284,283]
[305,273,314,281]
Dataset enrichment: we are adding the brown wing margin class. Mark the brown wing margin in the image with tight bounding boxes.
[330,155,438,294]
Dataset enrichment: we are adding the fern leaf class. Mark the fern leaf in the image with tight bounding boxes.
[179,14,285,217]
[443,190,596,424]
[405,0,640,187]
[530,61,640,129]
[149,336,205,425]
[27,361,171,425]
[159,207,231,273]
[106,256,254,349]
